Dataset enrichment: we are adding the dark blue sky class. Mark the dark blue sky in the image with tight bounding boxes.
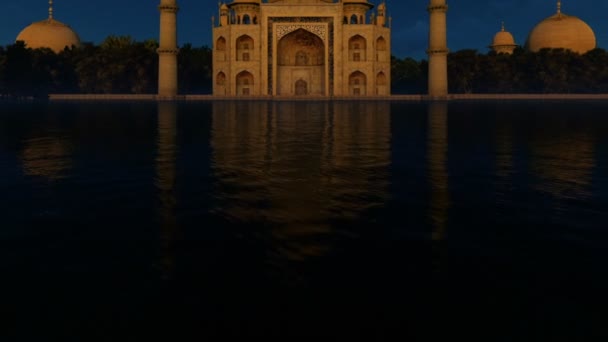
[1,1,607,59]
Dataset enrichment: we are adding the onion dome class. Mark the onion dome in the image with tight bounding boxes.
[15,1,80,53]
[491,22,517,55]
[526,1,596,54]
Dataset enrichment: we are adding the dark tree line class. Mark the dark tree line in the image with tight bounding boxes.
[0,36,212,98]
[3,37,608,97]
[392,47,608,94]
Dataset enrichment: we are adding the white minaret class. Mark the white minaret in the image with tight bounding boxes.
[158,0,179,98]
[427,0,448,98]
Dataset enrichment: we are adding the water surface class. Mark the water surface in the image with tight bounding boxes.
[1,100,607,340]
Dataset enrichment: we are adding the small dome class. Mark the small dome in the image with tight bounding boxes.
[526,7,596,54]
[493,31,516,47]
[491,23,517,54]
[16,18,80,53]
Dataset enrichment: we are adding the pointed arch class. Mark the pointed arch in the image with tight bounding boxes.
[216,36,227,61]
[349,35,367,61]
[216,37,226,51]
[236,70,254,95]
[376,36,388,62]
[377,37,387,51]
[277,28,326,95]
[243,14,251,25]
[376,72,387,86]
[350,14,358,25]
[349,71,367,96]
[237,35,254,61]
[376,71,388,95]
[215,71,227,95]
[217,72,226,86]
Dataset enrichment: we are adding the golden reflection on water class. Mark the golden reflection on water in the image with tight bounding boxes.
[531,133,595,200]
[156,102,178,279]
[428,102,449,241]
[211,101,391,263]
[21,136,72,181]
[495,125,514,181]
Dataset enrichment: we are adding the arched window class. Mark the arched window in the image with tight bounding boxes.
[349,35,367,62]
[253,16,258,25]
[376,37,388,62]
[216,37,226,51]
[216,72,226,86]
[376,72,387,86]
[377,37,387,51]
[343,16,348,24]
[237,35,254,61]
[376,72,388,95]
[236,71,254,95]
[349,71,367,95]
[350,14,358,25]
[243,15,251,25]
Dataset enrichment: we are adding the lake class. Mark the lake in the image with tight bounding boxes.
[1,100,607,340]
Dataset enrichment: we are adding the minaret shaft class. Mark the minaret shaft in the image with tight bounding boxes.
[158,0,179,98]
[427,0,448,98]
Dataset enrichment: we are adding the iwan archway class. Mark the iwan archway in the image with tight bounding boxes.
[277,29,326,96]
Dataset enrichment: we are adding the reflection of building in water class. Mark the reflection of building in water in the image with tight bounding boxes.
[21,136,72,181]
[211,101,390,264]
[495,120,514,181]
[427,102,449,241]
[531,133,594,200]
[156,102,178,278]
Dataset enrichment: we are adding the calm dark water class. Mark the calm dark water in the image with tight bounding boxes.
[1,100,607,340]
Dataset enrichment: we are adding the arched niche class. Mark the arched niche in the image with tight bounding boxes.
[236,70,254,96]
[277,28,325,96]
[237,35,254,62]
[376,72,388,95]
[217,72,226,85]
[215,71,227,95]
[349,35,367,62]
[216,37,227,61]
[216,37,226,51]
[349,71,367,96]
[376,36,388,62]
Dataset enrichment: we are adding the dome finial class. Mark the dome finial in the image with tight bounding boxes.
[557,1,562,15]
[49,0,54,20]
[501,21,505,32]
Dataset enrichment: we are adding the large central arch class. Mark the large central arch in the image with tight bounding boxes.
[277,28,325,96]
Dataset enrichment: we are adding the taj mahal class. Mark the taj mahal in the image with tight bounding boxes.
[210,0,391,97]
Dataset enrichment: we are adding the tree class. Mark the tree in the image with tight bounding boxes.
[3,42,34,97]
